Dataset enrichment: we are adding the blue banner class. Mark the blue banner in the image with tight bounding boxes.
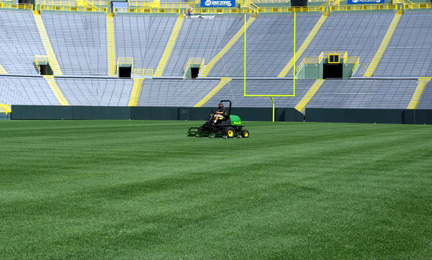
[347,0,384,3]
[200,0,236,7]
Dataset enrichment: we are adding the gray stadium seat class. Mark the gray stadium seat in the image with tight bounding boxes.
[42,13,109,76]
[0,10,46,75]
[0,76,59,105]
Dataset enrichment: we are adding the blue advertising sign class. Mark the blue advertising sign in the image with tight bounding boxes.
[200,0,236,7]
[347,0,384,4]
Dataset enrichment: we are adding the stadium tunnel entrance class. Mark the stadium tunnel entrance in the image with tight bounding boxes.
[191,67,199,79]
[323,64,343,79]
[296,51,359,80]
[39,64,53,76]
[119,67,131,78]
[117,57,133,78]
[34,55,53,75]
[184,58,204,79]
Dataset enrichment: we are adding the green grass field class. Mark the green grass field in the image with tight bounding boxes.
[1,120,431,259]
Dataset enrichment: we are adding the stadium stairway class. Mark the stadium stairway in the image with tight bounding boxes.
[294,79,325,114]
[44,76,69,105]
[0,65,7,74]
[364,12,402,77]
[199,15,256,77]
[417,79,432,109]
[194,77,232,107]
[114,16,177,75]
[206,14,321,78]
[33,11,63,76]
[163,16,245,77]
[0,10,47,75]
[154,14,185,77]
[408,77,432,109]
[42,13,109,76]
[129,78,144,106]
[278,14,328,78]
[372,11,432,77]
[107,13,117,77]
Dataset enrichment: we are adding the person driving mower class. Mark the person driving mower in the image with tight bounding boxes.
[213,102,227,124]
[187,100,249,138]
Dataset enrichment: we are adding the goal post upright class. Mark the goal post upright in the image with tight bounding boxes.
[243,11,296,122]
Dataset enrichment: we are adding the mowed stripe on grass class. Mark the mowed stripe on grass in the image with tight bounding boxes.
[0,120,431,259]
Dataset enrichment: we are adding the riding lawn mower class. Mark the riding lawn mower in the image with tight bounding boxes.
[187,100,249,138]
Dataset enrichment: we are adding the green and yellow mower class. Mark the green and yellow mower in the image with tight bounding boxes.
[187,100,249,138]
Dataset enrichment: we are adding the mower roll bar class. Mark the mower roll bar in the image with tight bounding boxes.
[220,100,232,116]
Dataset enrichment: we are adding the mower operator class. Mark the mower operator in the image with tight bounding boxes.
[213,102,226,123]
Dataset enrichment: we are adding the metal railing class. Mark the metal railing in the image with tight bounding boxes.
[296,51,349,72]
[194,7,243,14]
[34,55,49,71]
[320,51,347,62]
[30,0,432,14]
[184,58,205,74]
[320,0,339,9]
[128,1,190,8]
[128,0,152,7]
[255,6,325,13]
[330,3,397,11]
[296,57,319,73]
[39,4,108,11]
[38,0,76,6]
[0,104,11,114]
[115,6,185,13]
[250,3,259,12]
[117,57,133,65]
[38,0,109,6]
[0,1,32,9]
[134,69,153,77]
[254,2,432,13]
[345,56,360,73]
[403,2,432,9]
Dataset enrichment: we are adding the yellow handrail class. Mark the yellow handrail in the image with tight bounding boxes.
[39,0,108,6]
[0,1,32,9]
[255,6,325,13]
[134,68,154,77]
[320,51,347,62]
[194,7,243,14]
[345,56,360,73]
[297,52,358,73]
[28,0,432,14]
[117,57,133,65]
[34,55,49,71]
[0,103,11,114]
[184,58,205,74]
[128,0,152,7]
[39,4,108,11]
[296,57,320,73]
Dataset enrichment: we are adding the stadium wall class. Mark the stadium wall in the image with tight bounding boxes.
[306,108,432,124]
[10,105,432,124]
[10,105,304,122]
